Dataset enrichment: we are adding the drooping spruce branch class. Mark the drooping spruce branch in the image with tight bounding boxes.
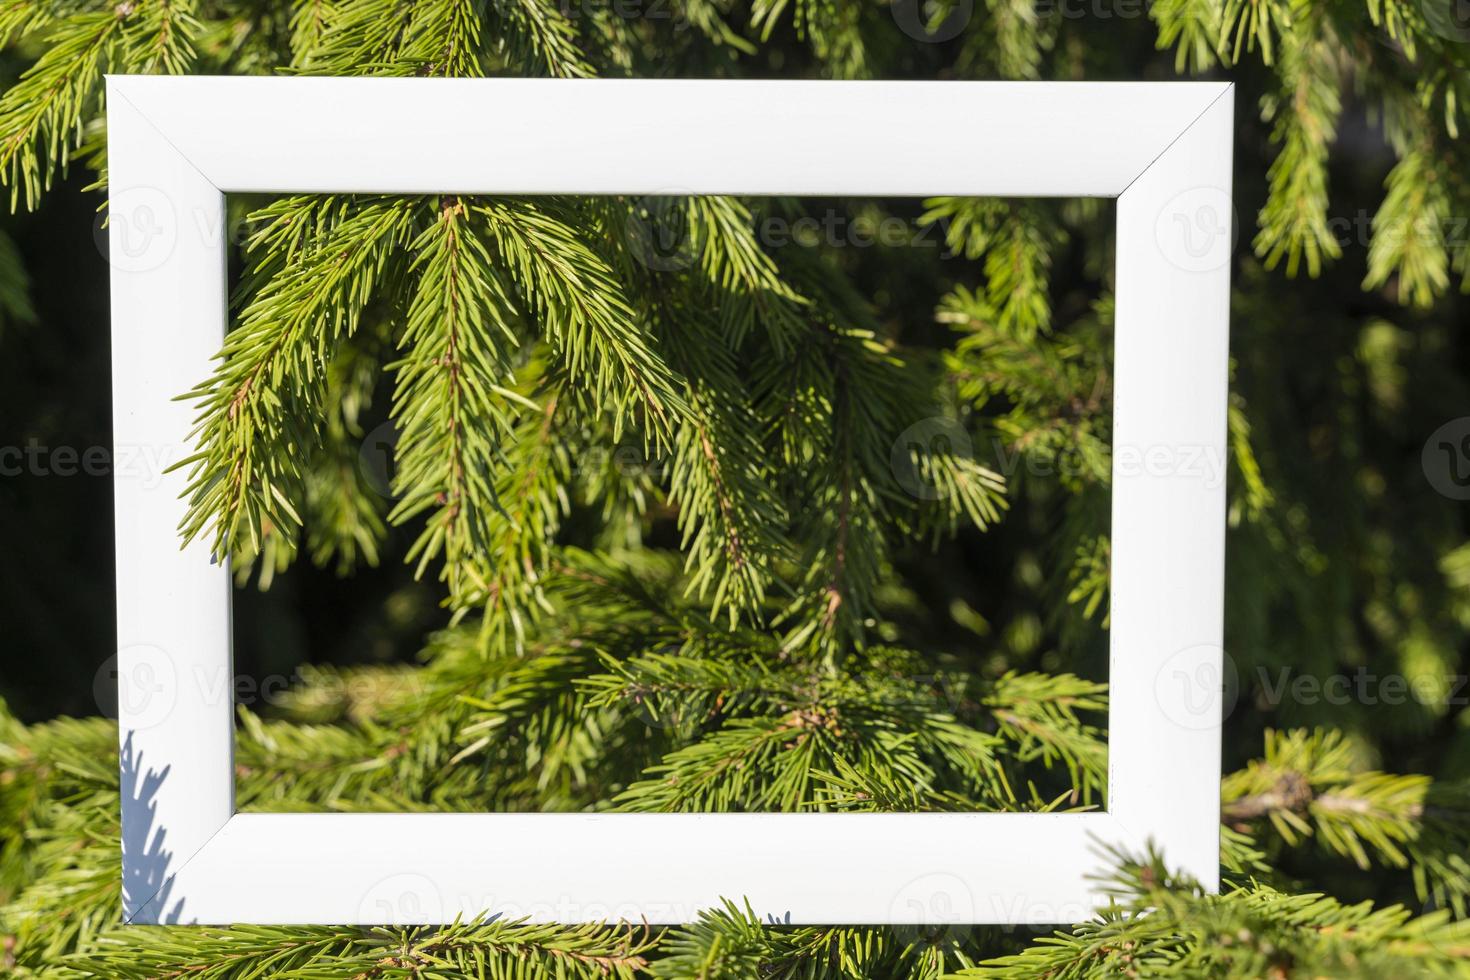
[389,197,522,600]
[175,196,419,559]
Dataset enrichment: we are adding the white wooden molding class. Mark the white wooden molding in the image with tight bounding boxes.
[108,77,1233,926]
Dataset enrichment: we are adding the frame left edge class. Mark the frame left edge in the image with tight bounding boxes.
[108,77,235,924]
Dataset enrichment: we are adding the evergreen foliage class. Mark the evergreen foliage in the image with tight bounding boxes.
[1,1,1469,977]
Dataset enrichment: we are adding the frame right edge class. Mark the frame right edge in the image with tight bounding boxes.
[1108,84,1235,891]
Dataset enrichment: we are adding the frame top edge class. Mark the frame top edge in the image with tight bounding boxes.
[104,74,1232,90]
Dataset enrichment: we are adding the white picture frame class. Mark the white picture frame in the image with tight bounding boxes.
[108,76,1233,926]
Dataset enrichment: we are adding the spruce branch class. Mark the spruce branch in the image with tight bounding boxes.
[1252,26,1344,278]
[118,0,200,75]
[940,290,1112,493]
[73,918,655,979]
[302,327,390,574]
[475,199,685,445]
[1219,0,1295,65]
[291,0,417,75]
[655,305,789,625]
[176,195,418,561]
[1222,729,1470,916]
[656,899,985,980]
[920,200,1060,341]
[984,671,1108,806]
[389,197,523,600]
[484,0,595,78]
[1151,0,1226,72]
[0,9,121,210]
[962,0,1046,80]
[0,1,201,210]
[1363,140,1453,308]
[687,196,802,303]
[748,0,868,79]
[296,0,489,78]
[963,853,1470,977]
[0,0,61,51]
[286,0,332,68]
[398,0,488,77]
[465,370,575,642]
